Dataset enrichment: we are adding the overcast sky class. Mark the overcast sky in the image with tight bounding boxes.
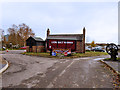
[0,0,119,44]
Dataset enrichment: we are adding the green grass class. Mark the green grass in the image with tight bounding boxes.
[22,52,61,59]
[72,51,108,58]
[8,48,23,50]
[118,50,120,52]
[2,48,26,50]
[22,51,108,59]
[0,48,5,51]
[23,52,50,56]
[104,57,120,61]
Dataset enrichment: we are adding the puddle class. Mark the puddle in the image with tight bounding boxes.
[73,58,80,60]
[80,57,90,59]
[73,58,90,61]
[93,58,104,61]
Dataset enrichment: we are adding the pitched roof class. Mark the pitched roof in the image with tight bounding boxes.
[47,34,83,40]
[30,36,44,41]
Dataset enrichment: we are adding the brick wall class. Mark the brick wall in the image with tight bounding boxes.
[32,46,37,53]
[37,46,45,52]
[76,41,83,53]
[29,48,33,52]
[26,46,45,53]
[26,46,29,52]
[37,46,40,53]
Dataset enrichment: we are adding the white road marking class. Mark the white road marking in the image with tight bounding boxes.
[92,81,96,88]
[59,60,75,77]
[46,82,54,88]
[47,60,75,88]
[59,70,66,77]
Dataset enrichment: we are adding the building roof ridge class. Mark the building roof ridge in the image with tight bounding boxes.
[30,36,44,41]
[49,34,83,36]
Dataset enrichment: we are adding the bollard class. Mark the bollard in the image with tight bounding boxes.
[24,50,26,53]
[6,49,8,52]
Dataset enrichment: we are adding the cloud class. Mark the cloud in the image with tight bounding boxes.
[0,2,118,44]
[84,6,117,43]
[0,0,118,2]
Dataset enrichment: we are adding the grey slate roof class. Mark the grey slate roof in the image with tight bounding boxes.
[32,36,44,41]
[47,34,83,40]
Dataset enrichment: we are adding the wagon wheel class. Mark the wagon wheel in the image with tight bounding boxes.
[106,43,118,55]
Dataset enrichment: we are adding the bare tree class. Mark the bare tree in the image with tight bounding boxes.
[8,25,18,45]
[18,23,35,46]
[0,29,4,49]
[8,23,35,47]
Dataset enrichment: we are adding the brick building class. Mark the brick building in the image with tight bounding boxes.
[46,28,86,53]
[26,36,45,52]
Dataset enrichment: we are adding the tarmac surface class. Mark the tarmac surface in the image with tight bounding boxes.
[1,50,116,88]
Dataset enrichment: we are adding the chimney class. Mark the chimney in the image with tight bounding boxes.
[47,28,50,37]
[83,27,86,53]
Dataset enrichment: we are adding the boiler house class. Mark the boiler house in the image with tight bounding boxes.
[46,27,86,53]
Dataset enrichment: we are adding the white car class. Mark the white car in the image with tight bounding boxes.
[3,46,6,50]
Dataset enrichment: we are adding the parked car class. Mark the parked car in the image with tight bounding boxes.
[92,48,105,52]
[20,46,27,49]
[2,46,6,50]
[85,46,91,51]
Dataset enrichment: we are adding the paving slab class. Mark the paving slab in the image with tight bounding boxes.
[103,61,119,72]
[102,53,120,74]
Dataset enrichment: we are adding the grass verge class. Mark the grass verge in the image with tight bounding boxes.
[104,57,120,61]
[22,51,108,59]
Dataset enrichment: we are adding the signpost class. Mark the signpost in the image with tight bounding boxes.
[48,40,75,51]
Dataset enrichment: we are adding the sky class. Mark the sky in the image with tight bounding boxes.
[0,0,119,44]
